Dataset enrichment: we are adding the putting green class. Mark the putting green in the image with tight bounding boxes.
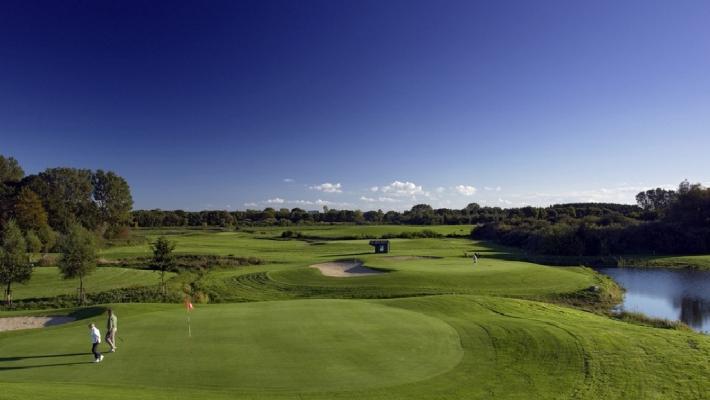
[0,300,463,392]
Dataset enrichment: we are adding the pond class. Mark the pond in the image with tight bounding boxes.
[595,267,710,333]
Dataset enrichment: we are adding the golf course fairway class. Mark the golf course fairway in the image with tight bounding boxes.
[1,296,708,400]
[1,228,708,399]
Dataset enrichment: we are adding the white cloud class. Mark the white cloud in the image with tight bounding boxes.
[315,199,352,207]
[435,187,446,193]
[289,199,314,205]
[379,181,423,196]
[370,186,379,192]
[283,178,294,183]
[484,186,502,192]
[360,196,399,203]
[455,185,477,196]
[244,202,258,207]
[309,182,343,193]
[266,197,285,204]
[506,184,678,206]
[498,198,513,205]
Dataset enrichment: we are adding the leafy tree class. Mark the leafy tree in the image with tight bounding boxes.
[92,170,134,235]
[25,230,43,257]
[57,223,97,305]
[14,187,49,231]
[37,224,58,253]
[0,155,24,226]
[151,236,176,297]
[0,220,32,306]
[23,168,97,232]
[635,188,677,211]
[0,155,24,183]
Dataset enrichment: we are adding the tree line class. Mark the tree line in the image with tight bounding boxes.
[0,155,134,244]
[131,202,645,228]
[473,180,710,256]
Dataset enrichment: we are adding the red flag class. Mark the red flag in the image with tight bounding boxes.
[184,297,194,311]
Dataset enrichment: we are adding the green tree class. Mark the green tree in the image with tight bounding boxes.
[37,224,58,253]
[0,155,24,183]
[92,170,134,235]
[0,156,24,226]
[151,236,176,297]
[0,220,32,306]
[14,187,49,231]
[57,223,97,305]
[25,230,43,258]
[24,168,97,232]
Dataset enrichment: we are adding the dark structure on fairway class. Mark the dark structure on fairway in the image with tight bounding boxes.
[369,240,390,254]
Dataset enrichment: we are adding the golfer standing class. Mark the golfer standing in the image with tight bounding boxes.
[89,323,104,363]
[106,308,118,352]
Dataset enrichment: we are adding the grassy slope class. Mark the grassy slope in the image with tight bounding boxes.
[10,267,175,300]
[1,226,708,399]
[0,297,707,400]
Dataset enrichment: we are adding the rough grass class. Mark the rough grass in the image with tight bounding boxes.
[9,267,175,300]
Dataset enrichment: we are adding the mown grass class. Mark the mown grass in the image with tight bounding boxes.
[1,226,708,399]
[0,296,707,399]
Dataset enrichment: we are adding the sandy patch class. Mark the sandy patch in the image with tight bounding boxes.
[0,316,76,332]
[310,261,384,277]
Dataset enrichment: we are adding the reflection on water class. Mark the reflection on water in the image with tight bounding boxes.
[595,267,710,333]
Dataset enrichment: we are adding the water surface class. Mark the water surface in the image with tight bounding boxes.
[595,267,710,333]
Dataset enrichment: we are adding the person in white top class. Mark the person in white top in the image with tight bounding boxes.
[89,323,104,363]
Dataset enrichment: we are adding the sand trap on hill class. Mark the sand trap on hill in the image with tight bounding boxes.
[310,261,384,277]
[0,316,76,332]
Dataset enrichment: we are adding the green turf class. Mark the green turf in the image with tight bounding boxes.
[1,226,708,399]
[0,297,707,399]
[10,267,174,300]
[0,300,463,392]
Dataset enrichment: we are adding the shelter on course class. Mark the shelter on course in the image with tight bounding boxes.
[369,240,390,254]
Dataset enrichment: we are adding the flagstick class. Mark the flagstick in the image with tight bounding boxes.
[187,313,191,338]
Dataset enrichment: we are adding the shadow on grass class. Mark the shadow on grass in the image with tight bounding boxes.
[0,361,91,370]
[0,353,87,362]
[0,352,93,370]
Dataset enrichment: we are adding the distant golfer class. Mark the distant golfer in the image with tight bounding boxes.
[106,308,118,352]
[472,252,478,264]
[89,323,104,363]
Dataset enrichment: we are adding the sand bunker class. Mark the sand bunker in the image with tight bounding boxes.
[0,316,76,332]
[310,261,384,277]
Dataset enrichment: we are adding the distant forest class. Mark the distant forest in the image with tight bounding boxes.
[473,181,710,256]
[131,182,710,256]
[2,155,709,256]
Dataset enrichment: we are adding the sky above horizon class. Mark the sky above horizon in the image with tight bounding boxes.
[1,0,709,211]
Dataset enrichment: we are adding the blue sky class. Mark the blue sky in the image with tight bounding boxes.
[1,0,709,211]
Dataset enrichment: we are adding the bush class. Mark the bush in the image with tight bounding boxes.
[615,311,692,331]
